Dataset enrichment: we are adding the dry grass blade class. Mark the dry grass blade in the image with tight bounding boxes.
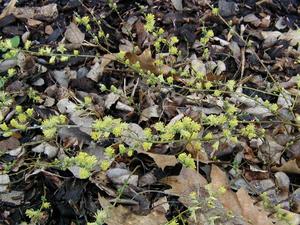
[0,0,17,20]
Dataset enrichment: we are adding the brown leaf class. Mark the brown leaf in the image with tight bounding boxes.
[153,197,169,214]
[142,152,177,170]
[258,135,284,164]
[98,196,167,225]
[17,52,36,77]
[186,143,209,163]
[236,188,274,225]
[210,165,242,215]
[242,142,260,163]
[244,167,270,181]
[45,25,54,35]
[134,21,147,47]
[126,49,158,74]
[161,167,207,197]
[272,159,300,174]
[126,49,170,75]
[0,136,20,153]
[65,22,85,45]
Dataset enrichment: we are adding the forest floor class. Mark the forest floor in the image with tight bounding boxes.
[0,0,300,224]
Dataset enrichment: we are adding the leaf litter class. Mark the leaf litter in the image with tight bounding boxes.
[0,0,300,224]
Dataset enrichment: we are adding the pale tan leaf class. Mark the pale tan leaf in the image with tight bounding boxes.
[143,152,177,170]
[153,197,169,214]
[161,167,207,197]
[27,18,42,27]
[279,29,300,47]
[210,165,242,215]
[105,93,120,109]
[86,54,115,82]
[98,196,167,225]
[65,22,85,44]
[0,0,17,20]
[236,188,274,225]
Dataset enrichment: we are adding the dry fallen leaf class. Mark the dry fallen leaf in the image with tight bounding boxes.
[126,49,171,75]
[0,174,10,192]
[258,135,284,164]
[123,123,145,149]
[70,111,94,135]
[161,167,207,198]
[0,190,24,206]
[0,136,20,153]
[27,18,42,27]
[153,197,169,214]
[0,0,17,20]
[65,22,85,45]
[142,152,177,170]
[236,188,274,225]
[279,29,300,47]
[86,54,115,82]
[32,142,58,159]
[186,143,209,163]
[272,159,300,174]
[99,196,167,225]
[105,93,120,109]
[139,105,160,122]
[210,165,242,215]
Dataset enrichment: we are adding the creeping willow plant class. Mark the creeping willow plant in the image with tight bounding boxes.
[0,11,289,171]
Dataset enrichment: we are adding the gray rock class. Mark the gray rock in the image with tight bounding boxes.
[275,172,290,193]
[32,78,45,86]
[0,60,17,72]
[52,70,69,87]
[77,67,89,79]
[291,188,300,213]
[219,0,238,17]
[32,142,58,159]
[57,98,77,114]
[0,174,10,185]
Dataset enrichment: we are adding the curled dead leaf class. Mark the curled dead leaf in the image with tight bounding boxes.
[272,159,300,174]
[126,49,171,75]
